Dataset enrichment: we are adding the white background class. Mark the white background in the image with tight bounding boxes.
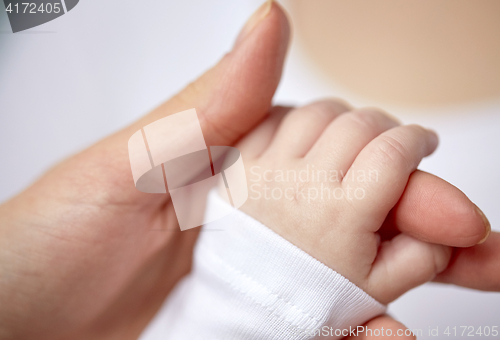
[0,1,499,338]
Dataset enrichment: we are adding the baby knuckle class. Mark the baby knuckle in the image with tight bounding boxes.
[357,106,393,118]
[347,109,381,130]
[373,135,412,169]
[304,100,350,117]
[407,124,428,137]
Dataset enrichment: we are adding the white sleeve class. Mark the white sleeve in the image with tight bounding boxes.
[139,189,386,340]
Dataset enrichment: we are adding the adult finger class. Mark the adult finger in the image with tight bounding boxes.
[74,1,290,206]
[382,170,490,247]
[434,232,500,291]
[132,1,290,147]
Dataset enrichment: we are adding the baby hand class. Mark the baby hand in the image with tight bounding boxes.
[231,100,452,304]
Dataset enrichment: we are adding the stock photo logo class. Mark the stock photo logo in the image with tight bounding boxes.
[3,0,79,33]
[128,109,248,231]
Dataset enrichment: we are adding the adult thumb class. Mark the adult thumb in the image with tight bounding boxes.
[131,1,290,146]
[78,1,290,205]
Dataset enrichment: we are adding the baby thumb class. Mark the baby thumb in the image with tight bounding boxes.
[367,233,452,304]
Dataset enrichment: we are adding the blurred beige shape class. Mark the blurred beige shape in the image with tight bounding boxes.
[128,109,248,230]
[287,0,500,107]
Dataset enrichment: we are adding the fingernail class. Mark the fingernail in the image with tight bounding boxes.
[235,0,273,46]
[475,205,491,244]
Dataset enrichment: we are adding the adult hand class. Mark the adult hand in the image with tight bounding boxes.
[0,2,289,339]
[0,2,493,340]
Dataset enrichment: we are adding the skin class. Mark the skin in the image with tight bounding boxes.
[0,3,496,339]
[236,101,454,304]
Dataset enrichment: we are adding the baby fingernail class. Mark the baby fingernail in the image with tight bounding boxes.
[234,0,273,46]
[475,205,491,244]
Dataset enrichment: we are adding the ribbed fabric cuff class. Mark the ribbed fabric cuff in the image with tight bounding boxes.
[197,189,386,338]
